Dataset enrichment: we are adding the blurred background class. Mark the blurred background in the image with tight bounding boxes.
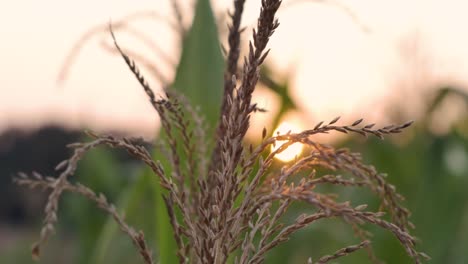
[1,0,467,263]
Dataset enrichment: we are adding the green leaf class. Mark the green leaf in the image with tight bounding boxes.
[153,1,224,263]
[172,0,224,129]
[92,1,224,263]
[151,164,177,264]
[90,171,155,264]
[426,86,468,117]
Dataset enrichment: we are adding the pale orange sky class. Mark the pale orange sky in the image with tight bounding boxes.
[1,0,467,138]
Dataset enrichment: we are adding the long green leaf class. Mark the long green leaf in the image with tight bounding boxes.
[90,171,154,264]
[154,0,224,262]
[91,0,224,263]
[172,0,224,127]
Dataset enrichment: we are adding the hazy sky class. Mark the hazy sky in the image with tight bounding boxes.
[1,0,467,138]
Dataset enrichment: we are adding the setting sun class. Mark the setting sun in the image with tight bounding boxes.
[271,121,304,162]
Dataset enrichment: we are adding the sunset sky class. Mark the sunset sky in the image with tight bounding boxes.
[1,0,467,138]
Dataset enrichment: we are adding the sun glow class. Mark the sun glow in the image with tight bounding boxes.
[271,121,304,162]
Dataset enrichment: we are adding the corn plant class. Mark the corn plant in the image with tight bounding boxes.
[15,0,428,263]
